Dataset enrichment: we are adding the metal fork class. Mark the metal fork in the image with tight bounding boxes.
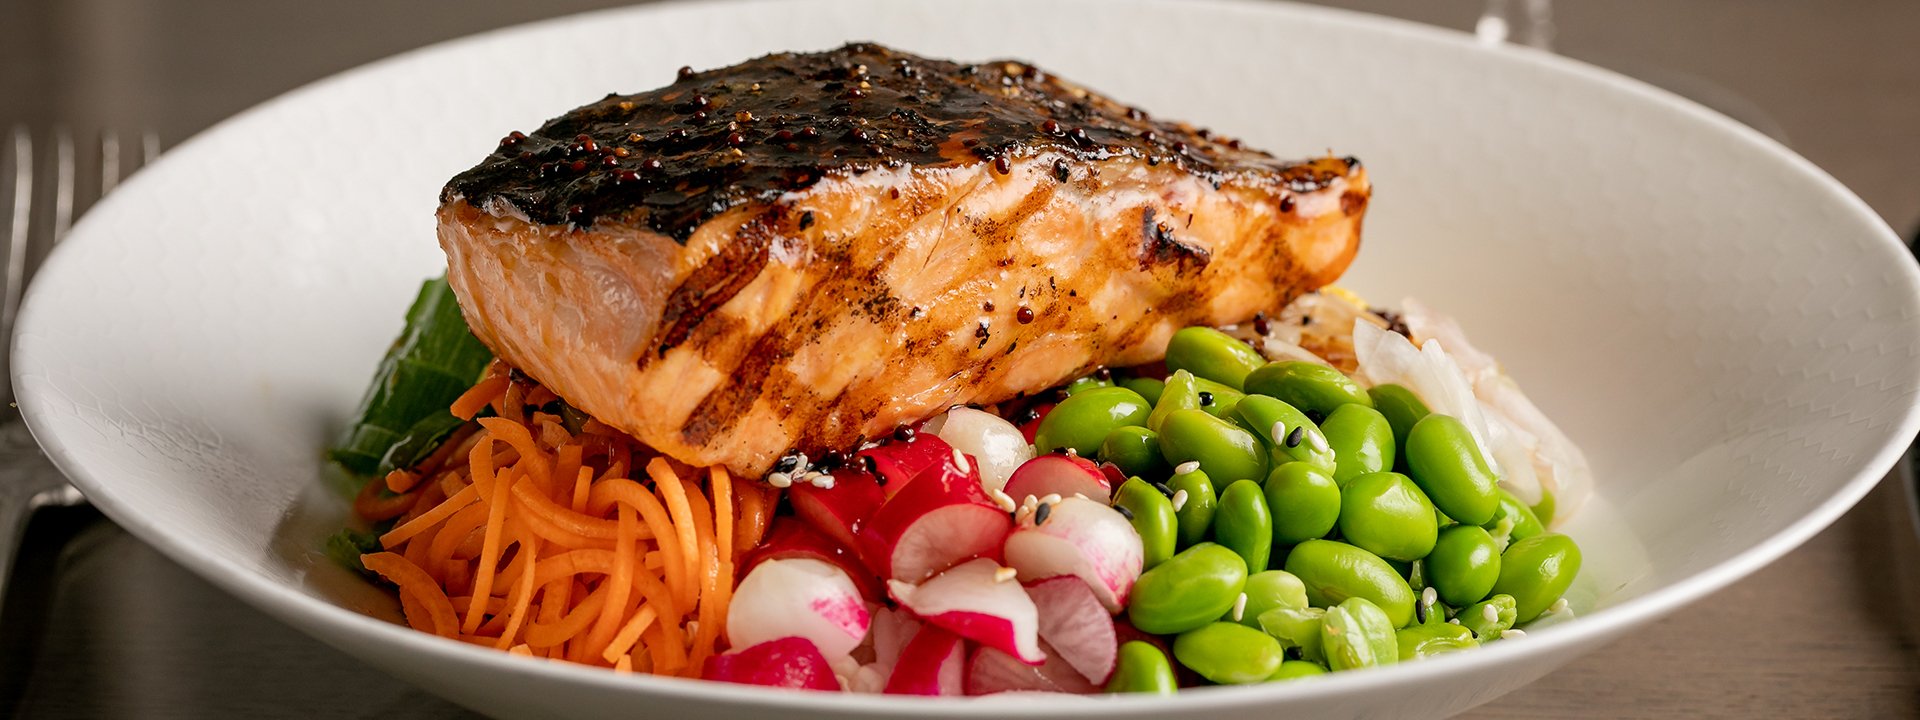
[0,125,159,619]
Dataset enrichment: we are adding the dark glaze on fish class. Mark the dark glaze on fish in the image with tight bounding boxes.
[443,42,1349,241]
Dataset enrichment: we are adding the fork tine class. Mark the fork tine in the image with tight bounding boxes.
[2,126,32,343]
[50,127,74,246]
[98,129,121,201]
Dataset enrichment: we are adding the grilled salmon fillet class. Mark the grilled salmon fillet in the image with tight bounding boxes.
[439,43,1369,477]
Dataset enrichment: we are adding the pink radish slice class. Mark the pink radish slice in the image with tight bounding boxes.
[964,642,1099,695]
[1003,454,1112,504]
[739,519,885,601]
[701,636,841,691]
[1096,462,1128,488]
[888,558,1044,665]
[789,468,885,551]
[924,407,1034,494]
[1002,497,1143,613]
[1024,577,1119,684]
[860,455,1010,582]
[882,625,966,695]
[856,431,957,499]
[869,606,923,674]
[728,558,871,658]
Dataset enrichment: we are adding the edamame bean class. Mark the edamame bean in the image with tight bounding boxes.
[1146,370,1202,433]
[1159,409,1268,485]
[1337,472,1438,562]
[1166,326,1266,390]
[1459,594,1517,639]
[1320,404,1395,485]
[1128,543,1249,634]
[1192,376,1247,421]
[1112,478,1178,569]
[1491,533,1582,623]
[1168,467,1219,549]
[1232,395,1336,472]
[1100,425,1170,481]
[1403,414,1500,525]
[1396,622,1478,660]
[1284,540,1417,627]
[1321,597,1399,671]
[1062,374,1114,396]
[1120,376,1166,406]
[1244,361,1373,419]
[1106,641,1177,694]
[1255,606,1325,663]
[1532,487,1558,527]
[1215,480,1273,573]
[1264,462,1342,545]
[1268,660,1329,681]
[1426,525,1502,607]
[1034,386,1152,457]
[1366,383,1430,453]
[1174,622,1284,685]
[1489,489,1546,543]
[1235,570,1310,629]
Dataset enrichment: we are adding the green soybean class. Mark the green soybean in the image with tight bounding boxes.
[1244,361,1373,419]
[1100,425,1170,481]
[1168,467,1219,549]
[1403,414,1500,526]
[1396,622,1478,660]
[1033,386,1152,457]
[1215,480,1273,573]
[1147,370,1202,432]
[1337,472,1438,562]
[1231,395,1336,472]
[1128,543,1249,634]
[1159,409,1268,485]
[1166,326,1266,391]
[1490,489,1546,543]
[1459,594,1518,639]
[1285,540,1417,628]
[1106,641,1177,694]
[1236,570,1310,628]
[1062,374,1114,396]
[1255,606,1326,664]
[1320,404,1395,485]
[1366,383,1430,453]
[1531,487,1558,527]
[1426,525,1502,607]
[1268,660,1329,681]
[1120,376,1167,406]
[1264,462,1342,546]
[1491,533,1582,623]
[1112,478,1178,569]
[1174,622,1284,685]
[1191,376,1247,421]
[1321,597,1399,671]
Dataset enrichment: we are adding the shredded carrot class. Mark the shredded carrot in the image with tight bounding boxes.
[648,461,702,606]
[385,469,422,495]
[508,644,534,657]
[451,368,510,420]
[494,528,541,649]
[354,476,418,521]
[363,552,459,637]
[382,484,477,549]
[602,604,659,664]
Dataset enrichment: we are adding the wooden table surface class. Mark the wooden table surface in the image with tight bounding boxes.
[4,1,1918,717]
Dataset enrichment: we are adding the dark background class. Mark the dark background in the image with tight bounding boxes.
[4,1,1919,717]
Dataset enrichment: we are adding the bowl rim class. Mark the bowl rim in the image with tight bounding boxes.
[15,0,1920,713]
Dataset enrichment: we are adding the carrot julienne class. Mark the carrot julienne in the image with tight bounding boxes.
[353,367,772,676]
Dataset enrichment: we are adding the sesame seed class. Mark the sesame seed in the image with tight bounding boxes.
[1271,421,1289,445]
[1550,598,1569,614]
[767,472,792,488]
[1073,492,1088,500]
[1286,425,1305,448]
[813,473,836,490]
[990,489,1017,513]
[1421,586,1437,609]
[1306,429,1331,454]
[1035,502,1053,525]
[1449,618,1461,625]
[1152,481,1174,498]
[1482,604,1500,623]
[1502,629,1527,640]
[1039,493,1062,505]
[1064,447,1079,457]
[1173,461,1200,476]
[1232,593,1248,622]
[951,448,970,471]
[994,566,1018,583]
[1113,504,1134,521]
[1171,489,1190,512]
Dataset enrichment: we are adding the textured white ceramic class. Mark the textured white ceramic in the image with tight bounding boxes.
[13,0,1920,717]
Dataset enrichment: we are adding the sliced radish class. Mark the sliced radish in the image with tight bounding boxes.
[857,431,957,499]
[789,467,886,550]
[860,456,1010,582]
[964,642,1099,695]
[1003,454,1112,504]
[1024,577,1119,684]
[1017,403,1056,445]
[701,636,841,691]
[729,558,871,659]
[1095,462,1128,488]
[1002,497,1143,613]
[889,558,1044,665]
[869,605,923,673]
[739,519,885,601]
[882,625,966,696]
[926,407,1035,494]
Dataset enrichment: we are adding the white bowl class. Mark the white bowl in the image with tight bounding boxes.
[15,0,1920,717]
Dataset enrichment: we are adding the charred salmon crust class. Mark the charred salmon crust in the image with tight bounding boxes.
[439,43,1370,477]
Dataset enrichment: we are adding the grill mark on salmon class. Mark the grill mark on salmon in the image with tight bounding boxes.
[438,44,1370,476]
